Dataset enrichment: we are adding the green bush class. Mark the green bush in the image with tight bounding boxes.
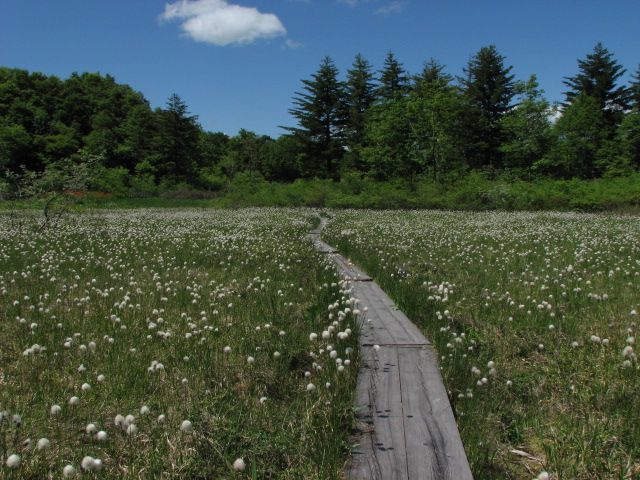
[89,166,129,197]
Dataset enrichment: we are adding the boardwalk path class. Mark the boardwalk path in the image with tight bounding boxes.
[308,220,473,480]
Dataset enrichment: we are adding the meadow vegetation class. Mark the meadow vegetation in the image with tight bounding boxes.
[2,205,639,479]
[0,208,360,479]
[323,209,640,479]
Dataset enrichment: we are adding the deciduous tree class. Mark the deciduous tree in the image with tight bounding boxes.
[499,75,553,174]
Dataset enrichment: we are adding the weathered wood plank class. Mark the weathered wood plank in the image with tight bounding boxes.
[399,347,473,479]
[350,346,408,479]
[332,253,373,281]
[354,281,429,346]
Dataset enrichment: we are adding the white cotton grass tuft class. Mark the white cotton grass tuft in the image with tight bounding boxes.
[36,437,51,450]
[233,458,246,471]
[96,430,108,441]
[306,383,316,392]
[62,464,78,477]
[51,404,62,415]
[69,396,80,405]
[180,420,193,433]
[158,414,167,423]
[140,405,150,415]
[81,456,95,471]
[6,454,21,468]
[126,423,138,435]
[12,413,22,426]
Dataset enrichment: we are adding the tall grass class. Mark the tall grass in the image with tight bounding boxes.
[323,209,640,479]
[0,208,359,479]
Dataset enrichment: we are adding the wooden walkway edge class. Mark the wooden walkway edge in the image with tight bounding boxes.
[309,221,473,480]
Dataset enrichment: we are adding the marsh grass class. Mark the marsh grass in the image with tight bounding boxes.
[0,208,359,479]
[323,210,640,479]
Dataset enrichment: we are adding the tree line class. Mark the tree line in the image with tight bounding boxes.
[288,44,639,182]
[1,43,639,197]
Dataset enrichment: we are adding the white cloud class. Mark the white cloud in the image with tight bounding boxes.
[336,0,374,6]
[283,38,304,49]
[374,1,407,15]
[160,0,286,46]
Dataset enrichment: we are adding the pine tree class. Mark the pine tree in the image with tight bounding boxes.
[283,56,347,178]
[616,65,640,169]
[344,54,376,171]
[377,52,409,101]
[563,42,630,134]
[154,93,201,183]
[630,64,640,108]
[460,45,515,170]
[413,58,453,91]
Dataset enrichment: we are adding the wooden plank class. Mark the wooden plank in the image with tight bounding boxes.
[349,346,408,480]
[398,347,473,479]
[354,281,429,346]
[332,253,373,281]
[315,241,338,254]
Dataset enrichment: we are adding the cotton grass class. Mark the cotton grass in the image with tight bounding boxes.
[0,208,359,479]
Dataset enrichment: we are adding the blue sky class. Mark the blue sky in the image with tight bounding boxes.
[2,0,639,138]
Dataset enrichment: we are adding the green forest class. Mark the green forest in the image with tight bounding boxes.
[2,43,640,210]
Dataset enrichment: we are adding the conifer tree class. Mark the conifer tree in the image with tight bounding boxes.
[284,56,347,178]
[154,93,201,183]
[413,58,453,91]
[563,42,630,134]
[616,65,640,169]
[630,64,640,108]
[377,52,409,100]
[344,54,376,171]
[460,45,515,170]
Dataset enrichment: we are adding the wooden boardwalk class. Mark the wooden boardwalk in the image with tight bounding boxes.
[309,223,473,480]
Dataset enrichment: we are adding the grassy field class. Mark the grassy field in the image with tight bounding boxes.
[322,210,640,480]
[3,206,639,479]
[0,208,360,479]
